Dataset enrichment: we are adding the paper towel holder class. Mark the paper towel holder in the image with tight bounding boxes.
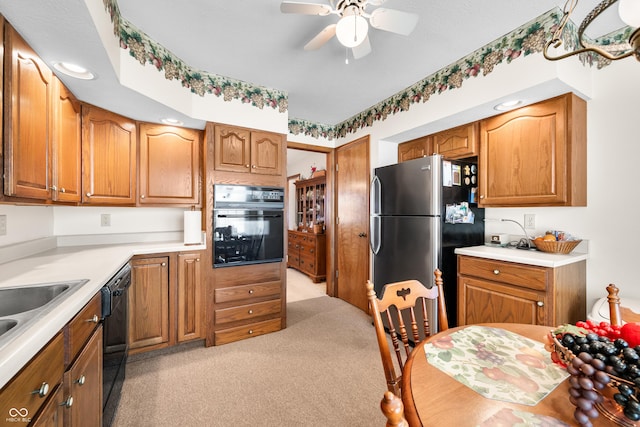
[183,206,203,246]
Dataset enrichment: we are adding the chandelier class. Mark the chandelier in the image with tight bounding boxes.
[543,0,640,61]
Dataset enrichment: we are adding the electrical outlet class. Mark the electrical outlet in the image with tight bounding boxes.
[524,214,535,229]
[0,215,6,236]
[101,213,111,227]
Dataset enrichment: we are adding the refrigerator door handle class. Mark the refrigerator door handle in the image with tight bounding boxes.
[370,175,381,215]
[370,216,381,254]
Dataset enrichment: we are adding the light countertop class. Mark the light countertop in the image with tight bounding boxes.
[0,240,206,389]
[454,244,588,268]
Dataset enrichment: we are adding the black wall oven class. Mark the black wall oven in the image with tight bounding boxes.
[213,184,285,267]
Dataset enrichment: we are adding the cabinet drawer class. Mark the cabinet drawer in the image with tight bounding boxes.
[215,281,281,303]
[458,256,548,291]
[0,333,64,421]
[215,299,281,324]
[65,293,101,365]
[214,318,282,345]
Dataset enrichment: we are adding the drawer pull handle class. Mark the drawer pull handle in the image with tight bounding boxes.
[248,310,254,314]
[537,301,544,307]
[493,269,500,275]
[61,396,73,408]
[87,315,99,323]
[248,290,254,294]
[76,375,86,386]
[248,329,254,334]
[33,382,49,398]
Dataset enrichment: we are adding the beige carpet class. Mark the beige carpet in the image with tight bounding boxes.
[113,269,387,426]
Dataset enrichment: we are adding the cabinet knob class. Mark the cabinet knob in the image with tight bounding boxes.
[245,164,250,168]
[480,195,485,199]
[248,309,253,315]
[251,165,256,169]
[493,269,500,275]
[86,192,92,197]
[196,258,200,262]
[60,396,73,408]
[141,194,145,199]
[60,187,66,193]
[248,329,254,335]
[162,262,167,267]
[50,185,57,191]
[32,382,49,398]
[537,301,544,307]
[87,315,99,323]
[76,375,86,386]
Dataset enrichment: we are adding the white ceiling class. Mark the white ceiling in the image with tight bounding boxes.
[0,0,624,131]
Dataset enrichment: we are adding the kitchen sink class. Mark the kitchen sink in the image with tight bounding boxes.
[0,284,72,317]
[0,279,89,344]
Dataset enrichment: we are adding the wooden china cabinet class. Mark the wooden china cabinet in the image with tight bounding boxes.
[288,175,327,282]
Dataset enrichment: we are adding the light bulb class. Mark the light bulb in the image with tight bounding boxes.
[336,14,368,48]
[619,0,640,27]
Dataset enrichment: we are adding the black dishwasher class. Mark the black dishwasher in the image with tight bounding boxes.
[101,263,131,427]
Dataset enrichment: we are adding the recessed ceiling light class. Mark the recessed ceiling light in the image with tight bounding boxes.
[53,62,95,80]
[494,100,523,111]
[161,118,184,126]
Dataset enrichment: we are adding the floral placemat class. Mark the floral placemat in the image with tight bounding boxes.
[424,326,568,405]
[477,408,570,426]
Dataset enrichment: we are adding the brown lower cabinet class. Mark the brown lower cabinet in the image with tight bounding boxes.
[457,255,586,327]
[0,293,102,426]
[128,251,203,354]
[212,262,284,345]
[287,230,326,283]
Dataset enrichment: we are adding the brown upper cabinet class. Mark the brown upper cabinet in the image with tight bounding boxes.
[213,124,284,175]
[3,24,53,200]
[479,93,586,207]
[432,122,479,159]
[81,104,137,205]
[397,136,431,163]
[138,123,202,206]
[52,77,82,203]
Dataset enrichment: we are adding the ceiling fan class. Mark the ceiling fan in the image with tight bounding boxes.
[280,0,419,59]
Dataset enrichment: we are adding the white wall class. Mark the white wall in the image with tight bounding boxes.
[0,205,53,246]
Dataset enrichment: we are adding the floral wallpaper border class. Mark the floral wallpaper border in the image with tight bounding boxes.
[102,1,630,141]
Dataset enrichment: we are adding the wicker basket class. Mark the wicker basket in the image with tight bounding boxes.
[532,239,581,254]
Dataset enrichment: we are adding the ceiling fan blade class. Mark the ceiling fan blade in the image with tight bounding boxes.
[368,8,418,36]
[352,35,372,59]
[280,2,332,16]
[367,0,387,6]
[304,24,337,50]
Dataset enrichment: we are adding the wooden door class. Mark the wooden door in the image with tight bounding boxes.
[214,125,251,173]
[52,77,82,203]
[64,327,102,427]
[129,256,170,349]
[177,252,202,342]
[81,105,137,205]
[336,136,370,311]
[251,131,283,175]
[138,123,201,205]
[3,25,53,200]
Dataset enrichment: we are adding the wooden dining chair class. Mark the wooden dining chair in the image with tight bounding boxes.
[606,283,640,326]
[380,391,408,427]
[366,268,449,396]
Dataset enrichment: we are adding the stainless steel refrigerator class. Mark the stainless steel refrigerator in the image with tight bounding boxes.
[370,154,484,326]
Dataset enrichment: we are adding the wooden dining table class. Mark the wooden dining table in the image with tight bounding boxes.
[401,323,613,426]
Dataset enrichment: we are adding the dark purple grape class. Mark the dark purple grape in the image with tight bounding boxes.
[585,332,599,342]
[576,397,594,411]
[614,393,629,406]
[567,364,580,376]
[618,383,634,396]
[579,352,594,363]
[624,408,640,422]
[580,364,595,376]
[590,358,605,371]
[575,336,588,345]
[562,334,576,347]
[582,389,599,401]
[594,370,611,385]
[574,408,590,424]
[615,338,630,350]
[579,377,594,390]
[569,387,582,398]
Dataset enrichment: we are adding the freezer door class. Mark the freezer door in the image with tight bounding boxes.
[373,156,442,216]
[371,215,440,295]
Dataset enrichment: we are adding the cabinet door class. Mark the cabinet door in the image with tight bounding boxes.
[138,124,201,205]
[458,276,547,326]
[250,131,283,175]
[31,384,64,427]
[433,122,478,159]
[397,136,430,163]
[52,77,82,203]
[129,256,170,349]
[214,125,251,173]
[81,104,137,205]
[63,327,102,427]
[3,24,53,200]
[479,94,586,206]
[177,252,202,342]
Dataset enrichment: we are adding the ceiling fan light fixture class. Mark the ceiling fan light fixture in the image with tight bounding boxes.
[619,0,640,27]
[336,14,369,48]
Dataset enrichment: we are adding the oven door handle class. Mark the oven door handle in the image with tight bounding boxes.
[216,214,282,219]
